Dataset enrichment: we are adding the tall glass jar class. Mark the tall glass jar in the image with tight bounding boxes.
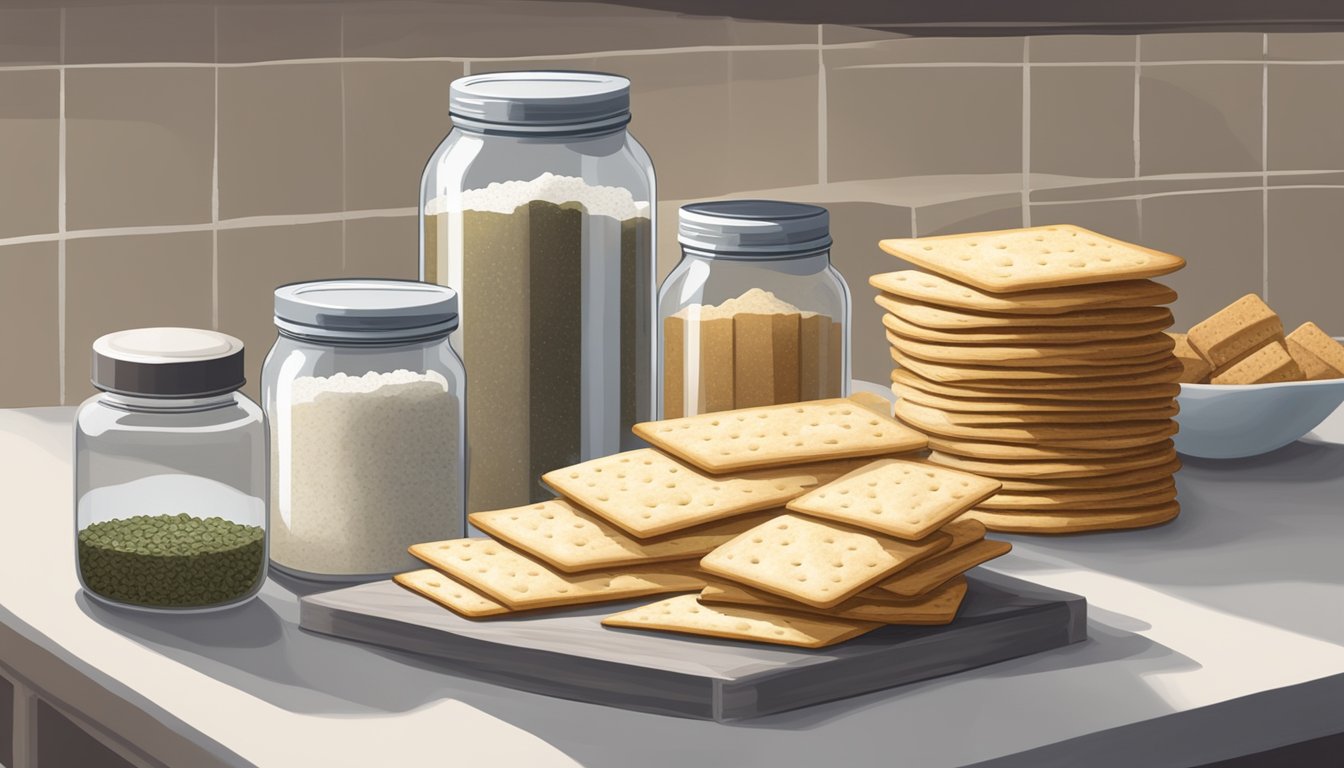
[75,328,266,612]
[420,70,655,512]
[658,201,851,418]
[262,279,466,582]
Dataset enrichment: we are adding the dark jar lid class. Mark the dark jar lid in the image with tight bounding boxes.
[273,279,459,342]
[91,327,246,398]
[678,200,832,259]
[449,71,631,135]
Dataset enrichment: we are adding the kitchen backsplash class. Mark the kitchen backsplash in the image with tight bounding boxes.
[2,1,1343,407]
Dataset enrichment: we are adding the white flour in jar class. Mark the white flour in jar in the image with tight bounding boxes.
[270,369,461,577]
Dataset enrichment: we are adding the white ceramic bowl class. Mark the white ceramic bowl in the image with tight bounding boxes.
[1175,377,1344,458]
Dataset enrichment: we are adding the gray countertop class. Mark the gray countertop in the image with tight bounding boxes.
[3,405,1344,767]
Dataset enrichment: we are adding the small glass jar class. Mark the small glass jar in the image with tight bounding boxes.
[75,328,267,612]
[657,201,852,418]
[420,70,655,512]
[262,279,466,582]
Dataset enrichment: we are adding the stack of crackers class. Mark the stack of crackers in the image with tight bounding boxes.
[871,224,1187,535]
[1171,294,1344,384]
[396,398,1013,649]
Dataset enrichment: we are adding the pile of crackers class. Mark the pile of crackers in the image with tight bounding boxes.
[396,398,1012,649]
[871,224,1187,534]
[1171,294,1344,384]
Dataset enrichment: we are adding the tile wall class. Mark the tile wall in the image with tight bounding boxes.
[1,2,1343,405]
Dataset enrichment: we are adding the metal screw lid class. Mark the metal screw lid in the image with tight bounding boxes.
[449,71,631,135]
[678,200,833,258]
[273,279,459,342]
[91,327,246,398]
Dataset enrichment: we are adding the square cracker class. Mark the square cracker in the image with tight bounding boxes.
[699,513,950,609]
[961,502,1180,534]
[1187,294,1283,367]
[1286,321,1344,379]
[879,225,1185,292]
[868,271,1177,315]
[633,399,927,474]
[875,292,1174,330]
[927,445,1179,479]
[394,568,511,618]
[602,594,880,649]
[785,459,1000,540]
[469,499,776,573]
[1209,341,1303,385]
[699,575,968,625]
[1168,332,1213,383]
[542,448,823,538]
[408,538,705,611]
[881,539,1012,598]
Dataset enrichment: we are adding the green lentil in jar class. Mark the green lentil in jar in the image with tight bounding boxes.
[78,513,264,608]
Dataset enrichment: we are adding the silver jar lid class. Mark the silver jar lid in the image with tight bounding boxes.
[678,200,833,258]
[91,327,246,398]
[273,279,459,342]
[449,71,631,135]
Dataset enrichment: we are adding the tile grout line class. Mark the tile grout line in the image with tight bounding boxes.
[1021,38,1031,228]
[57,8,66,405]
[1262,32,1271,303]
[816,24,826,186]
[340,12,347,273]
[1134,36,1143,240]
[211,6,219,330]
[910,206,918,238]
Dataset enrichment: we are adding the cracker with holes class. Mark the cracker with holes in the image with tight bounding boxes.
[1186,294,1284,368]
[879,225,1185,292]
[408,538,705,611]
[542,448,822,538]
[394,568,512,618]
[785,459,1000,540]
[699,575,968,625]
[699,513,950,609]
[1286,321,1344,379]
[602,594,880,649]
[881,540,1013,598]
[633,399,927,474]
[469,498,776,573]
[869,271,1177,315]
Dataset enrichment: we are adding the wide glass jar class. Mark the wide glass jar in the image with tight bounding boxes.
[263,279,466,582]
[658,200,852,418]
[420,70,655,512]
[75,327,266,612]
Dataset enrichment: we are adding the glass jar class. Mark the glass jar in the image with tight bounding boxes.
[657,200,851,418]
[74,327,266,612]
[420,70,655,512]
[262,279,466,582]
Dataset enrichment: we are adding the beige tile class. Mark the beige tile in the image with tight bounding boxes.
[345,61,464,211]
[1029,34,1135,63]
[1271,171,1344,187]
[914,193,1022,238]
[727,19,817,46]
[1267,32,1344,61]
[0,8,60,64]
[0,241,59,407]
[1139,191,1263,332]
[217,223,344,400]
[64,232,213,403]
[1140,32,1264,62]
[1268,188,1344,332]
[1268,65,1344,171]
[64,4,214,64]
[1030,179,1138,203]
[821,26,903,46]
[0,70,58,239]
[66,68,214,231]
[827,60,1022,181]
[602,49,817,199]
[823,36,1023,63]
[344,0,737,59]
[1139,65,1262,175]
[217,3,342,63]
[343,216,420,281]
[1030,66,1134,178]
[218,64,343,220]
[1138,175,1261,194]
[1031,198,1141,244]
[826,200,913,385]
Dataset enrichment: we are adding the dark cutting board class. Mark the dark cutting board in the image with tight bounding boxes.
[299,570,1086,721]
